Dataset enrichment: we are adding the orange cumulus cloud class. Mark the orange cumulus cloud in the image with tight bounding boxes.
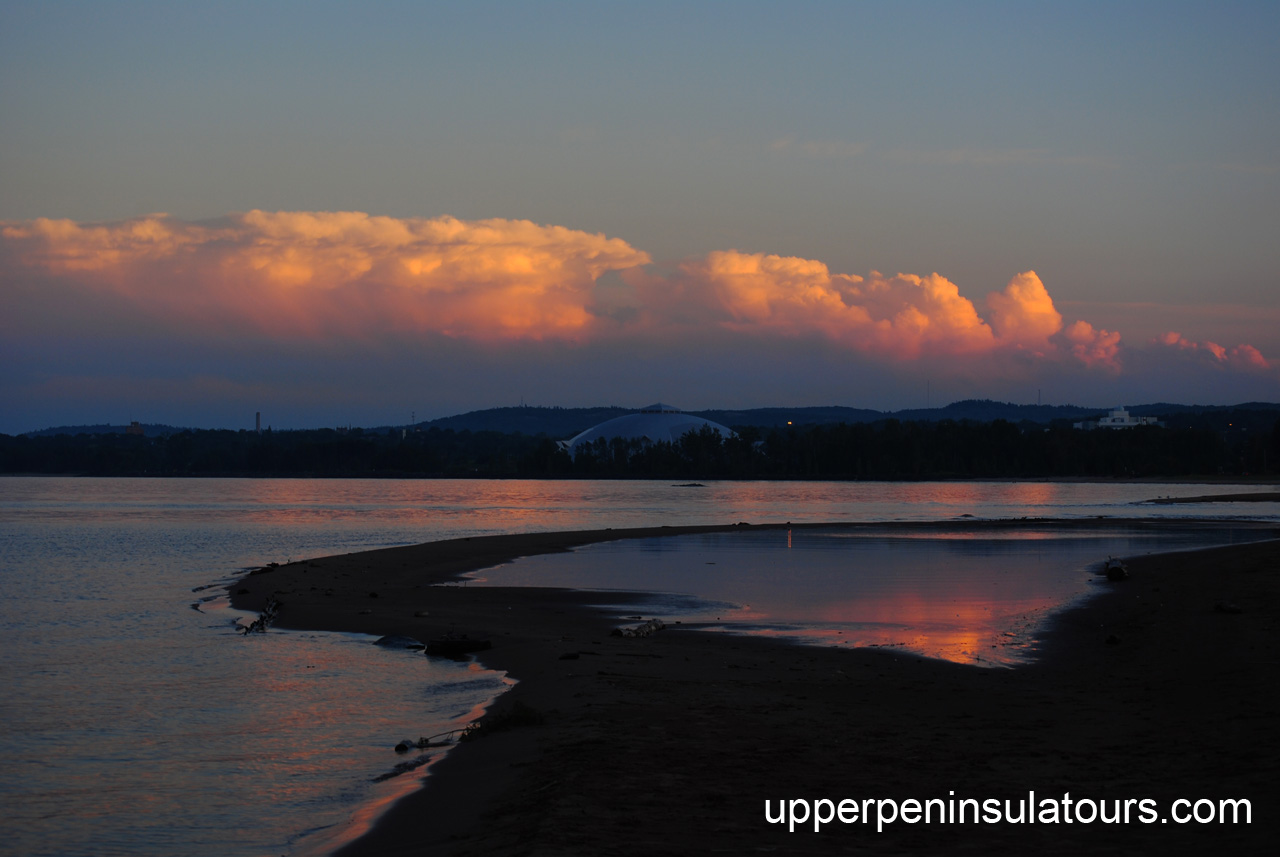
[677,250,997,358]
[1,214,204,272]
[986,270,1063,352]
[1,211,650,340]
[673,253,1121,371]
[7,211,1203,380]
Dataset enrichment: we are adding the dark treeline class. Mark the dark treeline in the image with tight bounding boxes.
[4,413,1279,479]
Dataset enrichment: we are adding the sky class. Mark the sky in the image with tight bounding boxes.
[2,1,1278,433]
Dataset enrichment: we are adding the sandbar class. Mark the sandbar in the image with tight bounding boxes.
[1147,491,1280,504]
[230,521,1279,855]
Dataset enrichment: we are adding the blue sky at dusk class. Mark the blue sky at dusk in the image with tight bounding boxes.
[2,1,1277,433]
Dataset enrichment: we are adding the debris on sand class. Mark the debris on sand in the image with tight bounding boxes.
[375,634,425,650]
[1103,557,1129,581]
[611,618,666,638]
[238,596,281,635]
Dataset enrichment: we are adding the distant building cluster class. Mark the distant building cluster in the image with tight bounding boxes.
[1073,407,1164,430]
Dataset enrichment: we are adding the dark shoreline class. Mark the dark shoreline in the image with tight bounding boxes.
[230,519,1280,856]
[6,472,1280,486]
[1147,491,1280,503]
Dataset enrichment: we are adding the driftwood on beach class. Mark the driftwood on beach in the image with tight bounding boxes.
[237,595,280,635]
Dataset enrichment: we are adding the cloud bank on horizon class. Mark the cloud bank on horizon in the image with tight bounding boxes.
[2,210,1276,431]
[5,210,1272,369]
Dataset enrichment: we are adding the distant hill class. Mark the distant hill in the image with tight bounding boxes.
[8,400,1277,478]
[696,406,884,428]
[1127,402,1280,417]
[25,422,187,438]
[23,400,1280,439]
[420,406,632,438]
[417,400,1280,436]
[711,401,1101,428]
[892,400,1099,424]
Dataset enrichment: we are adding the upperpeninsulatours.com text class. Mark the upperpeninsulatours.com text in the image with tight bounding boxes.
[767,792,1252,833]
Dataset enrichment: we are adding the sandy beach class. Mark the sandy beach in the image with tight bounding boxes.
[230,522,1279,855]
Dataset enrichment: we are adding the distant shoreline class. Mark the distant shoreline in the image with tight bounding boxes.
[10,407,1278,480]
[1147,491,1280,503]
[6,472,1280,486]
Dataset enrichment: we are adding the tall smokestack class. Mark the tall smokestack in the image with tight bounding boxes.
[256,412,261,434]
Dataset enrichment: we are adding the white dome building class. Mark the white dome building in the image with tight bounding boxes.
[558,403,734,457]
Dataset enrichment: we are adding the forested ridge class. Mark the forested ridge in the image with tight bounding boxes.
[4,408,1278,479]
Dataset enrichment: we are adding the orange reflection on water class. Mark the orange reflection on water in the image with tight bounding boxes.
[296,681,500,856]
[704,585,1050,666]
[802,590,1047,665]
[233,478,612,533]
[298,758,442,857]
[225,623,509,850]
[1009,480,1057,510]
[483,526,1123,668]
[728,622,1031,667]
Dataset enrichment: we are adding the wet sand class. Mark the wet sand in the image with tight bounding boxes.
[1147,491,1280,504]
[230,522,1279,855]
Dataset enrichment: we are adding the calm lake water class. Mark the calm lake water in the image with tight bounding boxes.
[1,477,1277,857]
[474,522,1272,665]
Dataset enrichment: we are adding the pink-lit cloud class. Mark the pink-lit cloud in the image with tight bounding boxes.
[1157,332,1271,372]
[1063,321,1122,372]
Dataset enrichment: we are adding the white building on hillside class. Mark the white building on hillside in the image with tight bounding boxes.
[1073,407,1164,430]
